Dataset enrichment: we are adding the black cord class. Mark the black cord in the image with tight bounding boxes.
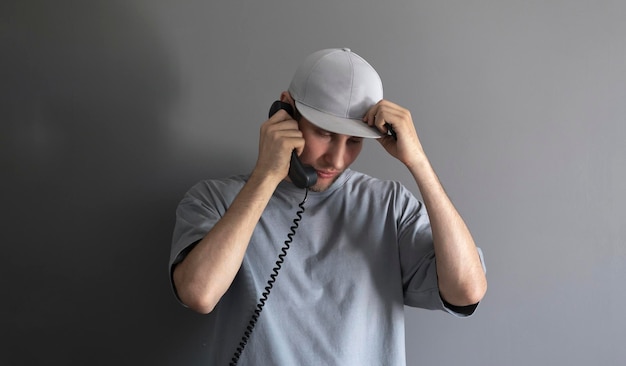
[229,188,309,366]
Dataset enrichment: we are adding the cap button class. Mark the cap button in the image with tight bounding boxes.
[341,48,351,52]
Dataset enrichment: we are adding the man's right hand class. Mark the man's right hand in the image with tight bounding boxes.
[254,108,304,184]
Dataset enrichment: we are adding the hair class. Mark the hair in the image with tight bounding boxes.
[293,105,303,122]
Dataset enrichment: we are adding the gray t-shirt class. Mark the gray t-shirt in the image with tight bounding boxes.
[170,169,481,365]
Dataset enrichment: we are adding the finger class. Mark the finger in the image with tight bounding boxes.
[261,118,299,138]
[364,100,396,127]
[268,109,296,123]
[363,99,384,126]
[373,107,403,134]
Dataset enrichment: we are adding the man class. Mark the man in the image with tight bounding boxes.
[170,48,487,365]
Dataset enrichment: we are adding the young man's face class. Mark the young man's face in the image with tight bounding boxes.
[296,117,364,192]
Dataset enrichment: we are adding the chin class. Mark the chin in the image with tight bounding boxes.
[309,178,335,192]
[309,185,326,193]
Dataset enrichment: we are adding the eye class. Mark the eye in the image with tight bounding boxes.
[316,128,332,137]
[348,137,363,145]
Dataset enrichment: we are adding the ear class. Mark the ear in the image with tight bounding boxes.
[279,91,302,121]
[280,91,295,106]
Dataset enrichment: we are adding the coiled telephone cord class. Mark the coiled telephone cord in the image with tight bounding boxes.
[229,188,309,365]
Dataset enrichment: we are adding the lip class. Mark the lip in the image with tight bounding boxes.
[316,170,338,179]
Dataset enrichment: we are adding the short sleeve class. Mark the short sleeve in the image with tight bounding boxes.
[168,178,243,304]
[396,186,486,317]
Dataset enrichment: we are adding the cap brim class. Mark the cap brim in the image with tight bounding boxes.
[295,101,383,138]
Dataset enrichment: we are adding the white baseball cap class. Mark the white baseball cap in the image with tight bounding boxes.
[288,48,384,138]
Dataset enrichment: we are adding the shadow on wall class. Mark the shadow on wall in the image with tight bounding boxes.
[1,2,228,364]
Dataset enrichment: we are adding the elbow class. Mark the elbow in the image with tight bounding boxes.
[173,267,221,314]
[183,293,218,314]
[441,277,488,306]
[464,281,487,305]
[466,277,488,304]
[176,283,221,314]
[461,274,488,305]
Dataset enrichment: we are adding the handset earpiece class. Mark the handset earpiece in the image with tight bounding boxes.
[268,101,318,189]
[269,100,294,120]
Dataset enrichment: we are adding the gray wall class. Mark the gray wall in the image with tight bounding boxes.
[2,1,625,365]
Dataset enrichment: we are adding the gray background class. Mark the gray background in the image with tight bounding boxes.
[2,1,625,365]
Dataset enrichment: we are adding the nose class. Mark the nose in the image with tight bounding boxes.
[324,141,347,170]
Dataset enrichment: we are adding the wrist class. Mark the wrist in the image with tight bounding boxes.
[404,150,429,172]
[249,167,284,189]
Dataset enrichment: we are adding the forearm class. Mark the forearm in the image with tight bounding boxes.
[364,99,486,305]
[407,156,487,306]
[173,171,280,313]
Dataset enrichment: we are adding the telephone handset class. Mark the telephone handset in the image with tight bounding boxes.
[268,101,318,189]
